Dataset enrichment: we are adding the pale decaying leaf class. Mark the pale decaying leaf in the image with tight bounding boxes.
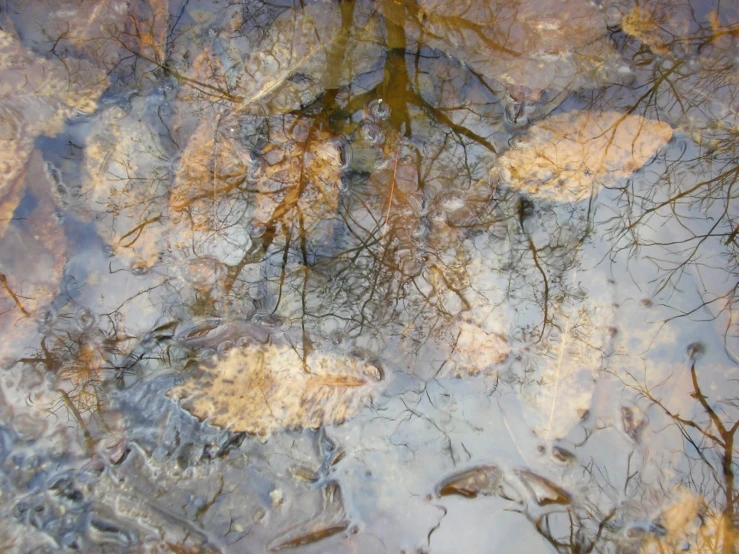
[619,7,671,55]
[6,0,167,74]
[622,489,707,552]
[497,111,674,202]
[128,0,169,65]
[166,110,255,265]
[436,465,503,498]
[386,0,627,124]
[233,2,340,110]
[268,482,349,552]
[437,320,510,378]
[0,151,68,363]
[177,1,381,112]
[516,282,614,440]
[614,0,697,58]
[171,112,343,257]
[169,345,385,436]
[169,111,253,211]
[0,28,108,237]
[80,99,171,268]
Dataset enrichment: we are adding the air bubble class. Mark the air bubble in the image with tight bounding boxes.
[181,257,223,291]
[367,98,391,121]
[359,121,385,145]
[248,221,267,238]
[130,259,150,276]
[13,501,30,520]
[36,308,56,333]
[198,348,217,364]
[74,308,96,331]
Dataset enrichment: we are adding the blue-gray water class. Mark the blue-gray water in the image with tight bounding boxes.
[0,0,737,552]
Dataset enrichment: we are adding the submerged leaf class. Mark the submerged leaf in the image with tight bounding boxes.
[80,98,171,267]
[515,469,571,506]
[436,465,502,498]
[237,3,341,109]
[169,344,385,436]
[0,151,68,363]
[268,482,349,551]
[497,111,674,202]
[514,271,617,440]
[169,111,255,211]
[0,28,108,237]
[437,320,510,378]
[386,0,626,124]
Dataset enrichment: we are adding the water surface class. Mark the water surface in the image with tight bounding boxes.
[0,0,738,552]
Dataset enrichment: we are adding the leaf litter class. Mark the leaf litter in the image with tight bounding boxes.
[496,111,674,202]
[168,344,385,437]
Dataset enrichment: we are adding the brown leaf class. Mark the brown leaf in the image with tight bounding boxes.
[515,469,571,506]
[168,344,385,437]
[268,482,349,551]
[5,0,131,69]
[169,111,253,211]
[497,111,674,202]
[250,127,344,245]
[620,7,671,55]
[236,3,340,108]
[386,0,623,124]
[436,465,502,498]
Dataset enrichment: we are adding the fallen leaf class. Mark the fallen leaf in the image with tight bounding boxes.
[80,97,171,268]
[169,110,254,211]
[268,482,349,551]
[497,111,674,202]
[514,273,616,440]
[386,0,625,124]
[436,465,502,498]
[0,151,68,363]
[515,469,571,506]
[436,319,510,378]
[249,127,344,247]
[235,3,340,109]
[620,7,672,56]
[5,0,131,69]
[169,344,385,437]
[0,28,108,237]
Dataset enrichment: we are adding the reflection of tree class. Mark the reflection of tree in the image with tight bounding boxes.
[520,352,738,553]
[5,0,739,551]
[619,355,739,554]
[596,0,739,349]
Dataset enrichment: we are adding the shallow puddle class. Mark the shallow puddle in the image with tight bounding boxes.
[0,0,738,552]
